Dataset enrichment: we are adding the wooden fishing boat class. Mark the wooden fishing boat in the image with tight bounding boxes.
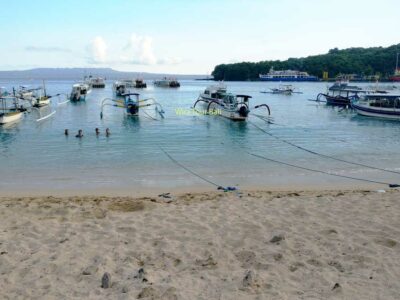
[0,96,23,125]
[317,82,364,106]
[194,84,270,121]
[100,93,165,119]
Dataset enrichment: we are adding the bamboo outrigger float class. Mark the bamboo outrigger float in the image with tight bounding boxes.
[100,93,165,119]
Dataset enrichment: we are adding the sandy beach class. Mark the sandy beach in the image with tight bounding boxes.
[0,189,399,299]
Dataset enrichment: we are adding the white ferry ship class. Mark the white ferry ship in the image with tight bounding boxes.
[259,67,318,81]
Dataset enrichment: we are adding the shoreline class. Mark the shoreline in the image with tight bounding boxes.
[0,181,390,198]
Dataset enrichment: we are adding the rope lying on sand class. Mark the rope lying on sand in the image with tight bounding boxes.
[159,146,236,191]
[248,120,400,176]
[247,151,400,188]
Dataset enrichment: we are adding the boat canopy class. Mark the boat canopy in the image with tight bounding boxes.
[236,94,252,99]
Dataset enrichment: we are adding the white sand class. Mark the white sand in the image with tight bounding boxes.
[0,189,400,299]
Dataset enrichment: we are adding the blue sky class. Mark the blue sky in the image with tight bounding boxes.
[0,0,398,74]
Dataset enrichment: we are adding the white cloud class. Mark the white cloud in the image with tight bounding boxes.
[86,34,180,66]
[88,36,107,64]
[121,34,157,65]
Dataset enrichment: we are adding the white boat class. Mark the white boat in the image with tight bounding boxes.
[120,79,147,88]
[15,86,33,100]
[31,84,51,107]
[352,93,400,120]
[194,84,270,121]
[113,81,128,96]
[85,76,106,88]
[259,67,318,81]
[0,96,23,125]
[154,78,180,88]
[270,84,294,95]
[70,83,90,101]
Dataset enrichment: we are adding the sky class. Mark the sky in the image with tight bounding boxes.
[0,0,399,74]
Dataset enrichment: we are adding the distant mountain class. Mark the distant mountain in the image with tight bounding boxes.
[212,43,400,81]
[0,68,206,80]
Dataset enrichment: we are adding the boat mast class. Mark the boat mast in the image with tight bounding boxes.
[43,79,47,97]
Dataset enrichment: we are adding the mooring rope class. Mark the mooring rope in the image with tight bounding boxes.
[248,120,400,176]
[159,146,233,191]
[247,151,400,188]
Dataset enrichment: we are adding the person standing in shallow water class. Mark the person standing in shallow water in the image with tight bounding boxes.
[75,129,83,138]
[64,129,69,136]
[106,128,110,137]
[95,128,100,136]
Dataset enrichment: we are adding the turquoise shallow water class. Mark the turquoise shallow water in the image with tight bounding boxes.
[1,80,400,195]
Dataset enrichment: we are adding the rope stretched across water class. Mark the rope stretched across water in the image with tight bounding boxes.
[159,146,232,190]
[248,120,400,176]
[247,151,400,188]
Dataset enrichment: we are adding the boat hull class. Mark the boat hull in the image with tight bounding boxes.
[198,97,247,121]
[323,95,351,106]
[33,98,51,107]
[70,95,86,102]
[259,77,318,82]
[352,103,400,120]
[0,111,22,124]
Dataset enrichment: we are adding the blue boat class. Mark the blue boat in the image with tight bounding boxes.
[259,67,318,81]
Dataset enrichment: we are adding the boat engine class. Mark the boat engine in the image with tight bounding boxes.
[238,105,249,117]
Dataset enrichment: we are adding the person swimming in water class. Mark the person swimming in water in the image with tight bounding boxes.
[105,128,110,137]
[75,129,83,138]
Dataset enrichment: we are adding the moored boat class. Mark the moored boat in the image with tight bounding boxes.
[352,93,400,120]
[317,82,364,106]
[270,84,294,95]
[121,79,147,88]
[85,76,106,88]
[70,83,90,102]
[154,78,180,88]
[100,93,165,119]
[113,81,128,96]
[194,84,270,121]
[0,96,23,125]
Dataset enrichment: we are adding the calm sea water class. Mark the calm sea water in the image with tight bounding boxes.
[1,79,400,195]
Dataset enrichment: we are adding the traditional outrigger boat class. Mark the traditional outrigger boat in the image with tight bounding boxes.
[352,93,400,120]
[15,83,51,108]
[100,93,165,119]
[70,83,91,102]
[316,82,364,106]
[194,84,271,121]
[113,81,128,96]
[0,96,24,125]
[261,84,297,95]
